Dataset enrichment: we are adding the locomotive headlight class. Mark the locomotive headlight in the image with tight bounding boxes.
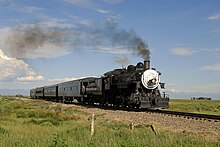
[141,69,160,89]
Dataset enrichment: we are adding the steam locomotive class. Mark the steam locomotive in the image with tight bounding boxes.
[30,60,169,109]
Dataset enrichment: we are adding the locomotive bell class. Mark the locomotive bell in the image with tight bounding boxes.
[141,69,160,89]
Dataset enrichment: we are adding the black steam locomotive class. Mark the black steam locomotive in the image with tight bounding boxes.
[30,60,169,109]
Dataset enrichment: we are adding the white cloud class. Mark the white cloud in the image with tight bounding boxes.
[0,48,44,82]
[17,75,44,81]
[78,19,93,25]
[172,83,220,93]
[201,64,220,72]
[170,47,195,56]
[170,46,220,56]
[102,0,123,4]
[165,83,220,99]
[48,77,79,83]
[207,13,220,20]
[48,76,96,84]
[106,15,121,24]
[63,0,122,6]
[16,6,43,14]
[62,0,122,5]
[95,45,132,54]
[0,1,43,15]
[192,83,220,93]
[96,9,109,14]
[62,0,90,6]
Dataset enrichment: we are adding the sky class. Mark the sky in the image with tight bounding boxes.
[0,0,220,99]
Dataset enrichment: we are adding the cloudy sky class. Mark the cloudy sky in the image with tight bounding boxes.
[0,0,220,99]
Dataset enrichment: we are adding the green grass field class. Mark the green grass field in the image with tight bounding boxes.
[168,99,220,115]
[0,96,219,146]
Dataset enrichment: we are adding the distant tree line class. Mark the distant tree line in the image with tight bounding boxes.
[191,97,211,100]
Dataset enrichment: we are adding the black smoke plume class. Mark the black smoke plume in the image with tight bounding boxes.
[3,20,150,60]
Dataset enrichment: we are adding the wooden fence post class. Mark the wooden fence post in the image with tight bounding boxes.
[91,113,95,136]
[129,122,134,130]
[150,124,157,135]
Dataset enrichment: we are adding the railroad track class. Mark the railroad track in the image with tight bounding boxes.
[67,101,220,122]
[149,109,220,122]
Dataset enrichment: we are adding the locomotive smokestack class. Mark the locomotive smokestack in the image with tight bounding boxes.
[144,60,150,70]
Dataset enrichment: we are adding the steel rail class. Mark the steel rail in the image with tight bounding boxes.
[148,109,220,122]
[67,101,220,122]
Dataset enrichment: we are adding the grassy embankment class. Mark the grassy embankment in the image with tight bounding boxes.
[0,96,219,146]
[168,99,220,115]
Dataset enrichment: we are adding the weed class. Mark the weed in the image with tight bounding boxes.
[0,127,9,135]
[50,132,68,147]
[53,104,63,113]
[16,110,55,118]
[25,118,61,126]
[100,120,128,130]
[40,121,54,127]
